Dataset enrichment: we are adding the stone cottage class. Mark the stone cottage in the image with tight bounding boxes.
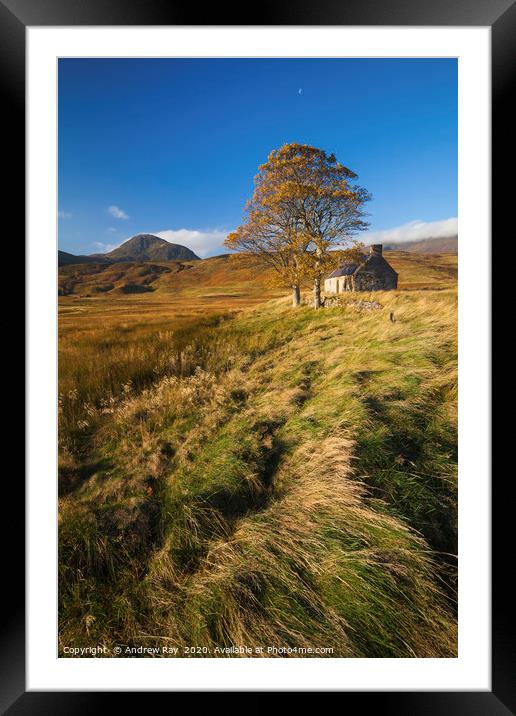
[324,244,398,293]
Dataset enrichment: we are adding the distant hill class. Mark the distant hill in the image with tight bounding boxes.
[58,250,108,267]
[59,234,200,267]
[58,260,175,296]
[383,236,457,254]
[92,234,200,262]
[59,249,457,298]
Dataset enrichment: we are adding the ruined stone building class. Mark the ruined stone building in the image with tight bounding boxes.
[324,244,398,293]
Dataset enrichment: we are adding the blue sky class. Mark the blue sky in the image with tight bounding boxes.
[58,58,457,257]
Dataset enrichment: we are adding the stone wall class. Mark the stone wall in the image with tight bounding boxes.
[321,296,383,311]
[355,271,397,291]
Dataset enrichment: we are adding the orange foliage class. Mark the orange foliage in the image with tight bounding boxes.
[225,143,371,297]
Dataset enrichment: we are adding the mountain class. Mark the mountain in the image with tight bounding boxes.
[383,236,457,254]
[58,250,109,267]
[92,234,201,262]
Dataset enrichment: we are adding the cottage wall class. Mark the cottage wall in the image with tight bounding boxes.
[355,270,397,291]
[354,253,398,290]
[324,245,398,293]
[324,277,339,293]
[324,275,356,293]
[325,270,397,293]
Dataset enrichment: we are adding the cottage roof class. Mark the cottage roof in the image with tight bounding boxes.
[326,245,398,280]
[327,254,367,278]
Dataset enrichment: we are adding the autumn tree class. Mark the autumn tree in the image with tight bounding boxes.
[225,150,313,306]
[226,143,371,308]
[273,144,371,309]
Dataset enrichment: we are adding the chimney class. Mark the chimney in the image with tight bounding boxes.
[370,244,383,256]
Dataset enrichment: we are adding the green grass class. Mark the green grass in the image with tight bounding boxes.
[59,283,457,657]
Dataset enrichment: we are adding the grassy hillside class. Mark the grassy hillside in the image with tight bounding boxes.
[58,250,109,267]
[58,250,457,297]
[58,253,457,657]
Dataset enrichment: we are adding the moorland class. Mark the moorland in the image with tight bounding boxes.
[58,248,458,657]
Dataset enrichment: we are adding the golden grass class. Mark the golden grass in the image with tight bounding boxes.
[144,432,454,657]
[58,252,458,657]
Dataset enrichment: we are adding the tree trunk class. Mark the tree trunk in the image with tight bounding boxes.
[292,284,301,307]
[313,277,321,309]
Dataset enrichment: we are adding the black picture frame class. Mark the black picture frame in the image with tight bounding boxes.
[5,0,509,709]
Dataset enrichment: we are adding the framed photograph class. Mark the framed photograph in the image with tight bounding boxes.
[5,0,508,707]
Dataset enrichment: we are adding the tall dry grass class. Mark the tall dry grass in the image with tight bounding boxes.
[58,283,457,657]
[144,433,455,657]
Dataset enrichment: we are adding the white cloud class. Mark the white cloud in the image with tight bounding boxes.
[154,228,229,258]
[91,219,456,257]
[108,205,129,220]
[363,217,457,245]
[91,241,120,253]
[58,210,72,219]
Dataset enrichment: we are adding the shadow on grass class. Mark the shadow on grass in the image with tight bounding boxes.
[58,457,114,497]
[353,371,458,601]
[172,429,287,575]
